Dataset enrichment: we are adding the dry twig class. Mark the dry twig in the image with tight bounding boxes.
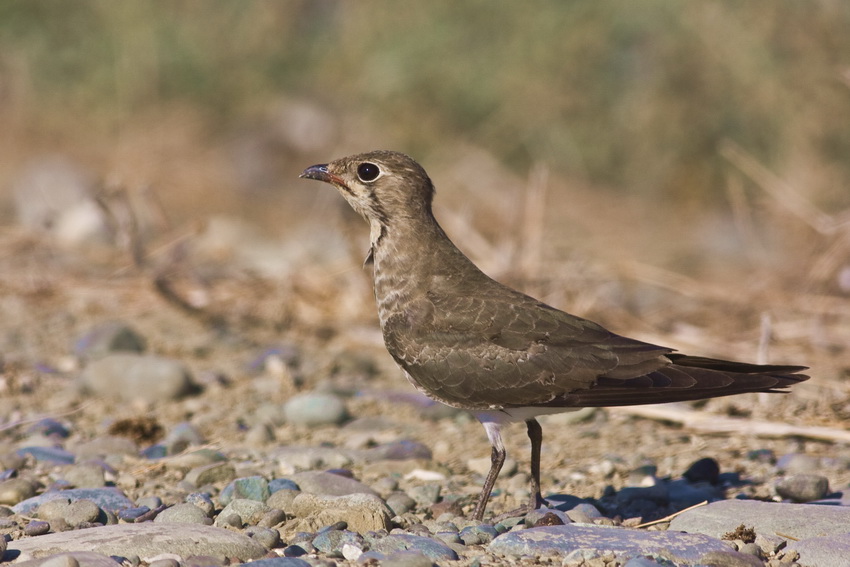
[634,500,708,529]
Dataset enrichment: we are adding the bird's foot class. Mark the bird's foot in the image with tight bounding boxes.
[489,495,549,524]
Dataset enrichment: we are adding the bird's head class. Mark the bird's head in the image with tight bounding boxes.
[300,150,435,227]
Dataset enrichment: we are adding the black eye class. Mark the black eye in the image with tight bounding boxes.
[357,162,380,182]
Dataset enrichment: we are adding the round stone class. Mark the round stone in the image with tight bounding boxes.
[154,503,212,525]
[0,478,36,506]
[775,474,830,502]
[283,392,348,427]
[79,354,196,403]
[63,499,102,527]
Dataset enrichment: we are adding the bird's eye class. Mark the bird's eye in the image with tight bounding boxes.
[357,162,380,182]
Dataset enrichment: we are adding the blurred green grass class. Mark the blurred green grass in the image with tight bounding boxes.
[1,0,849,205]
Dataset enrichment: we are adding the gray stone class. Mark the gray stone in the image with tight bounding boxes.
[17,446,76,465]
[623,557,667,567]
[166,448,227,470]
[368,534,458,561]
[136,496,162,509]
[236,558,311,567]
[489,524,730,562]
[72,437,139,459]
[75,321,147,360]
[311,529,364,557]
[24,520,51,536]
[774,474,830,502]
[185,463,236,488]
[381,551,438,567]
[788,532,850,567]
[459,523,498,545]
[738,542,762,557]
[118,506,151,522]
[185,493,215,517]
[289,470,377,497]
[386,492,417,516]
[288,492,392,533]
[697,551,764,567]
[361,440,433,462]
[266,489,299,513]
[35,498,72,521]
[39,555,81,567]
[79,354,196,403]
[754,532,786,555]
[42,555,87,567]
[372,476,400,497]
[221,476,270,504]
[282,543,312,557]
[524,509,570,527]
[269,478,299,493]
[282,392,348,427]
[434,531,462,545]
[162,422,206,455]
[275,446,353,471]
[63,499,103,527]
[214,499,270,527]
[13,552,123,567]
[14,488,134,516]
[245,525,281,549]
[183,556,225,567]
[6,523,266,561]
[258,508,287,528]
[408,484,441,507]
[669,499,850,540]
[26,419,71,439]
[624,466,658,487]
[565,502,604,523]
[0,478,36,505]
[154,503,211,524]
[61,464,107,488]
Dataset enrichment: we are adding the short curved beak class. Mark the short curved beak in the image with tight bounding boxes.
[300,164,331,182]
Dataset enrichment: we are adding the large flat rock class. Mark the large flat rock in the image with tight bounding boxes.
[13,552,122,567]
[787,533,850,567]
[489,524,731,563]
[669,499,850,540]
[4,523,267,562]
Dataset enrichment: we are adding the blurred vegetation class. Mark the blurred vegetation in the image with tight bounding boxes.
[1,0,849,205]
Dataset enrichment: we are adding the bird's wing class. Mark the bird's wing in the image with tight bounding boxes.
[382,286,673,409]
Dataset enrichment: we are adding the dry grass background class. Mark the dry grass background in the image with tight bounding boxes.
[0,2,849,436]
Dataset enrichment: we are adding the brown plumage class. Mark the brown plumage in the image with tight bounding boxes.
[301,150,809,520]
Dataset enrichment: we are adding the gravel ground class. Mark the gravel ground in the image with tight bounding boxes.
[0,226,845,566]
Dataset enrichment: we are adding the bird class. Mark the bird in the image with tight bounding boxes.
[300,150,809,521]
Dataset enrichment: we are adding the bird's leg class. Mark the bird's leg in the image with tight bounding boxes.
[472,421,506,521]
[526,418,545,510]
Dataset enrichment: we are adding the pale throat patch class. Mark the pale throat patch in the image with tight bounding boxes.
[369,219,383,246]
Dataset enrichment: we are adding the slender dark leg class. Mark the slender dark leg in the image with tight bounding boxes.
[471,444,506,521]
[526,418,545,510]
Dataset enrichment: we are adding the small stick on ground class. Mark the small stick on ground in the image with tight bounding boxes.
[635,500,708,529]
